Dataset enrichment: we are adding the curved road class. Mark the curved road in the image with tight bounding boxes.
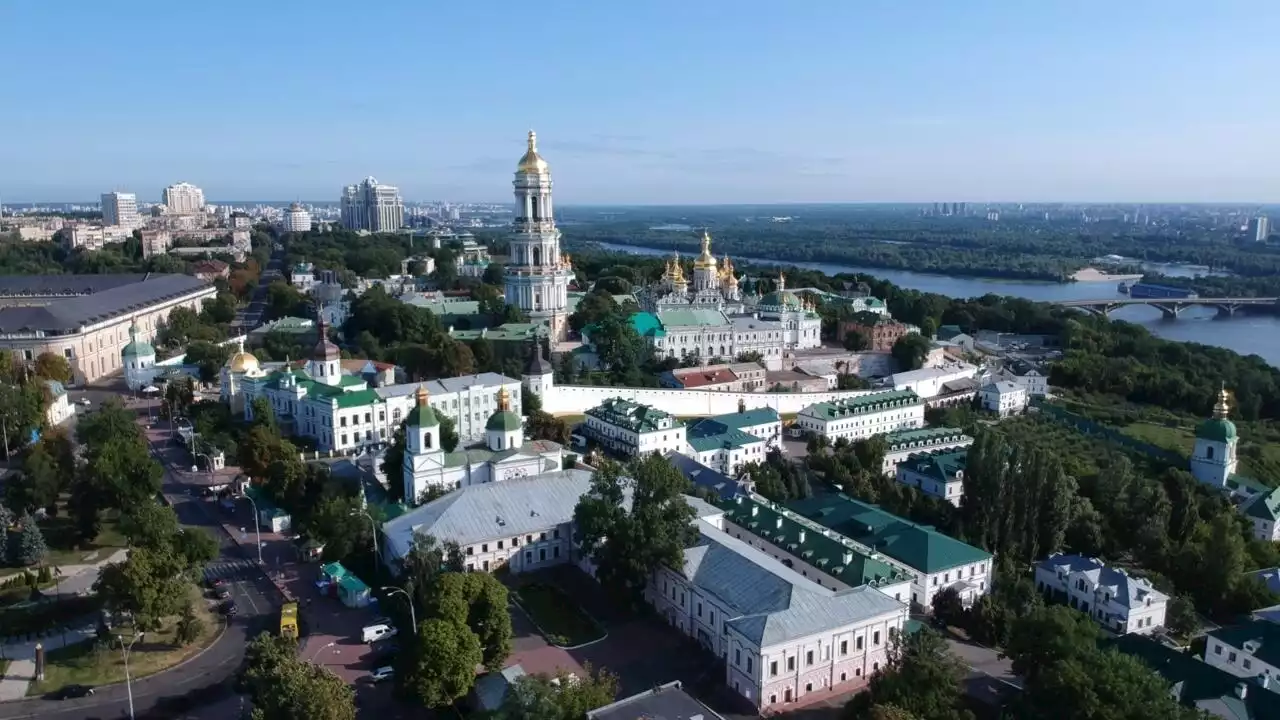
[0,475,277,720]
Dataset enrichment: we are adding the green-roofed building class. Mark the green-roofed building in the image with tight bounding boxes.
[787,492,993,610]
[683,407,783,475]
[895,448,968,506]
[882,426,974,474]
[584,397,687,458]
[721,493,915,600]
[1205,619,1280,696]
[797,390,926,443]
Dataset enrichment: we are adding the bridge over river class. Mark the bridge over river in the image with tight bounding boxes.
[1053,296,1279,319]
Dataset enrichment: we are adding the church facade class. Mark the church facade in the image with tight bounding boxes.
[638,232,746,314]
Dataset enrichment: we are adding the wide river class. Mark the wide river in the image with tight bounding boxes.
[590,242,1280,367]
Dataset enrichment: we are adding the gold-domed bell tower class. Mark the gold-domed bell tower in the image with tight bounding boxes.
[670,251,688,294]
[692,231,719,292]
[505,130,574,342]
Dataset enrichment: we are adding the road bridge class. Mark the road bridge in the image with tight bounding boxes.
[1053,296,1279,319]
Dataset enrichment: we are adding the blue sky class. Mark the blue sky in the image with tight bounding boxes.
[2,0,1276,204]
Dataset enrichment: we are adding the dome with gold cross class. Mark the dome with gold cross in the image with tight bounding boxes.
[516,130,550,174]
[693,231,718,270]
[668,252,687,283]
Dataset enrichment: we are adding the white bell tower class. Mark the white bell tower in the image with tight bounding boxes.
[504,131,574,342]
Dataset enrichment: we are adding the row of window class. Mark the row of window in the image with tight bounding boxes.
[466,528,562,555]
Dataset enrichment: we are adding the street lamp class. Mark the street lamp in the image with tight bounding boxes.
[309,640,337,663]
[381,585,416,631]
[241,493,264,565]
[350,509,379,570]
[117,632,144,720]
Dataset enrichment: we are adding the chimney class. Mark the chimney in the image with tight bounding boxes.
[798,529,806,543]
[842,550,853,565]
[1235,682,1248,700]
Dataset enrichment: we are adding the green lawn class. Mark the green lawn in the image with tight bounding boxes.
[515,582,605,648]
[1121,420,1280,482]
[27,596,220,695]
[38,513,128,569]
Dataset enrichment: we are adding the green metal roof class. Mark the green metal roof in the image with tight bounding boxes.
[897,449,968,484]
[586,397,683,433]
[1245,486,1280,522]
[655,308,730,328]
[407,402,439,428]
[710,407,780,430]
[723,495,913,589]
[334,389,382,409]
[448,322,548,342]
[787,493,990,574]
[884,427,972,452]
[804,390,923,420]
[759,290,801,308]
[121,337,155,358]
[686,419,761,453]
[630,311,666,338]
[1197,417,1237,443]
[486,410,522,432]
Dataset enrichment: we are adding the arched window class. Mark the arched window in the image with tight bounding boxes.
[424,432,432,449]
[532,246,542,267]
[1206,446,1215,460]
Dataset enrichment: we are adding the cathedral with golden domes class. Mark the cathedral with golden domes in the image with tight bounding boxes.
[639,231,746,314]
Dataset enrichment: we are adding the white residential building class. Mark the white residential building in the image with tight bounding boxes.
[340,177,404,232]
[894,449,967,506]
[980,381,1028,417]
[1034,554,1168,635]
[282,203,312,233]
[290,262,316,292]
[887,363,978,400]
[583,397,687,458]
[796,390,924,442]
[162,182,206,214]
[996,359,1049,397]
[43,380,73,427]
[1205,619,1280,685]
[100,192,139,230]
[684,409,778,476]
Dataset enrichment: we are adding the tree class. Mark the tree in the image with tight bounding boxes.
[439,415,459,453]
[842,329,869,352]
[844,627,972,720]
[891,334,932,371]
[1013,648,1201,720]
[175,601,204,646]
[249,397,278,434]
[243,632,357,720]
[32,352,71,383]
[382,421,408,502]
[12,514,47,567]
[165,377,196,418]
[868,706,920,720]
[399,617,483,708]
[423,572,513,670]
[9,441,64,515]
[931,586,965,628]
[498,664,619,720]
[240,424,284,481]
[94,548,188,630]
[574,456,698,610]
[1166,595,1199,638]
[1003,605,1100,682]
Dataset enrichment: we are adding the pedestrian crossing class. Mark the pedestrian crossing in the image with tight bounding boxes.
[202,559,261,584]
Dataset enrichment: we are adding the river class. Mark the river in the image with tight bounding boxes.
[588,242,1280,366]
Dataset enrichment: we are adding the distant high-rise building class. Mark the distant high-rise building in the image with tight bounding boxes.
[282,203,312,233]
[958,202,967,216]
[340,177,404,232]
[1256,216,1271,243]
[162,182,205,214]
[933,202,941,216]
[100,192,139,229]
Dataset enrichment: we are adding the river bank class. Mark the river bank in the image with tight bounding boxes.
[1071,267,1144,282]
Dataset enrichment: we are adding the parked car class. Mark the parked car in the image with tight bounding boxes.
[361,624,397,644]
[221,601,239,616]
[366,666,394,683]
[77,398,91,407]
[53,684,94,699]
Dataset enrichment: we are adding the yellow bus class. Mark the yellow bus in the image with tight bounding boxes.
[280,602,299,639]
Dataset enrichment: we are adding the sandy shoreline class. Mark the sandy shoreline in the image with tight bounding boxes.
[1072,267,1144,282]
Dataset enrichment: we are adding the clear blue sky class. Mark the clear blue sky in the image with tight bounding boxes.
[3,0,1276,204]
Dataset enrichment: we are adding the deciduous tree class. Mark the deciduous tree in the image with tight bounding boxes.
[399,617,483,708]
[844,627,972,720]
[12,513,47,567]
[498,664,619,720]
[243,632,356,720]
[423,571,512,670]
[32,352,71,384]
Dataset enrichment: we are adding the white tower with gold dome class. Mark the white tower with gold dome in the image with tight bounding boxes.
[505,131,574,342]
[692,231,719,292]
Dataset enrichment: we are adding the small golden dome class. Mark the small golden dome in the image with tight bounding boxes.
[415,384,430,407]
[516,130,550,174]
[227,339,259,374]
[693,231,717,269]
[1214,384,1232,418]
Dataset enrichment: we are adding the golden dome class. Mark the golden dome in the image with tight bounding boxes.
[516,130,550,174]
[415,384,430,407]
[670,252,686,283]
[1214,384,1232,418]
[693,231,717,269]
[227,339,259,374]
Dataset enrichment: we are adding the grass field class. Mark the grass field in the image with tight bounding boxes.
[27,592,220,696]
[39,511,128,569]
[1120,419,1280,483]
[515,581,605,648]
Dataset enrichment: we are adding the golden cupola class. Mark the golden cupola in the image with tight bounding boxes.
[670,252,687,283]
[516,130,550,174]
[693,231,718,270]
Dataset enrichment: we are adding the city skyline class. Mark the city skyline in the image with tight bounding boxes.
[3,1,1278,204]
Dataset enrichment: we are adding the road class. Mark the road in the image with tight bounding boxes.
[232,243,284,333]
[0,440,277,720]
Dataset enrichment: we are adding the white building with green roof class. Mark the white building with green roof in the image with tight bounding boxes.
[1193,386,1240,488]
[121,320,157,391]
[881,427,973,474]
[895,448,968,506]
[796,390,925,442]
[584,397,687,458]
[682,407,783,475]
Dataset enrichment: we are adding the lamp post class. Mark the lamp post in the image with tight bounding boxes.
[309,640,337,663]
[380,585,416,631]
[118,632,144,720]
[350,509,379,573]
[241,493,264,565]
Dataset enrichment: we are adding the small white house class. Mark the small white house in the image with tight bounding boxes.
[979,381,1028,417]
[43,380,74,427]
[1205,619,1280,686]
[1034,553,1168,635]
[894,449,966,506]
[997,360,1049,397]
[583,397,687,458]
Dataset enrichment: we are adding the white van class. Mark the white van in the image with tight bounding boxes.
[361,624,397,644]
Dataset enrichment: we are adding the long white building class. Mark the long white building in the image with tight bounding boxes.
[582,397,687,458]
[1034,554,1168,635]
[796,390,925,442]
[340,177,404,232]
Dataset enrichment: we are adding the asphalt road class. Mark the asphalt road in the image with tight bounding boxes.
[0,470,276,719]
[232,246,283,333]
